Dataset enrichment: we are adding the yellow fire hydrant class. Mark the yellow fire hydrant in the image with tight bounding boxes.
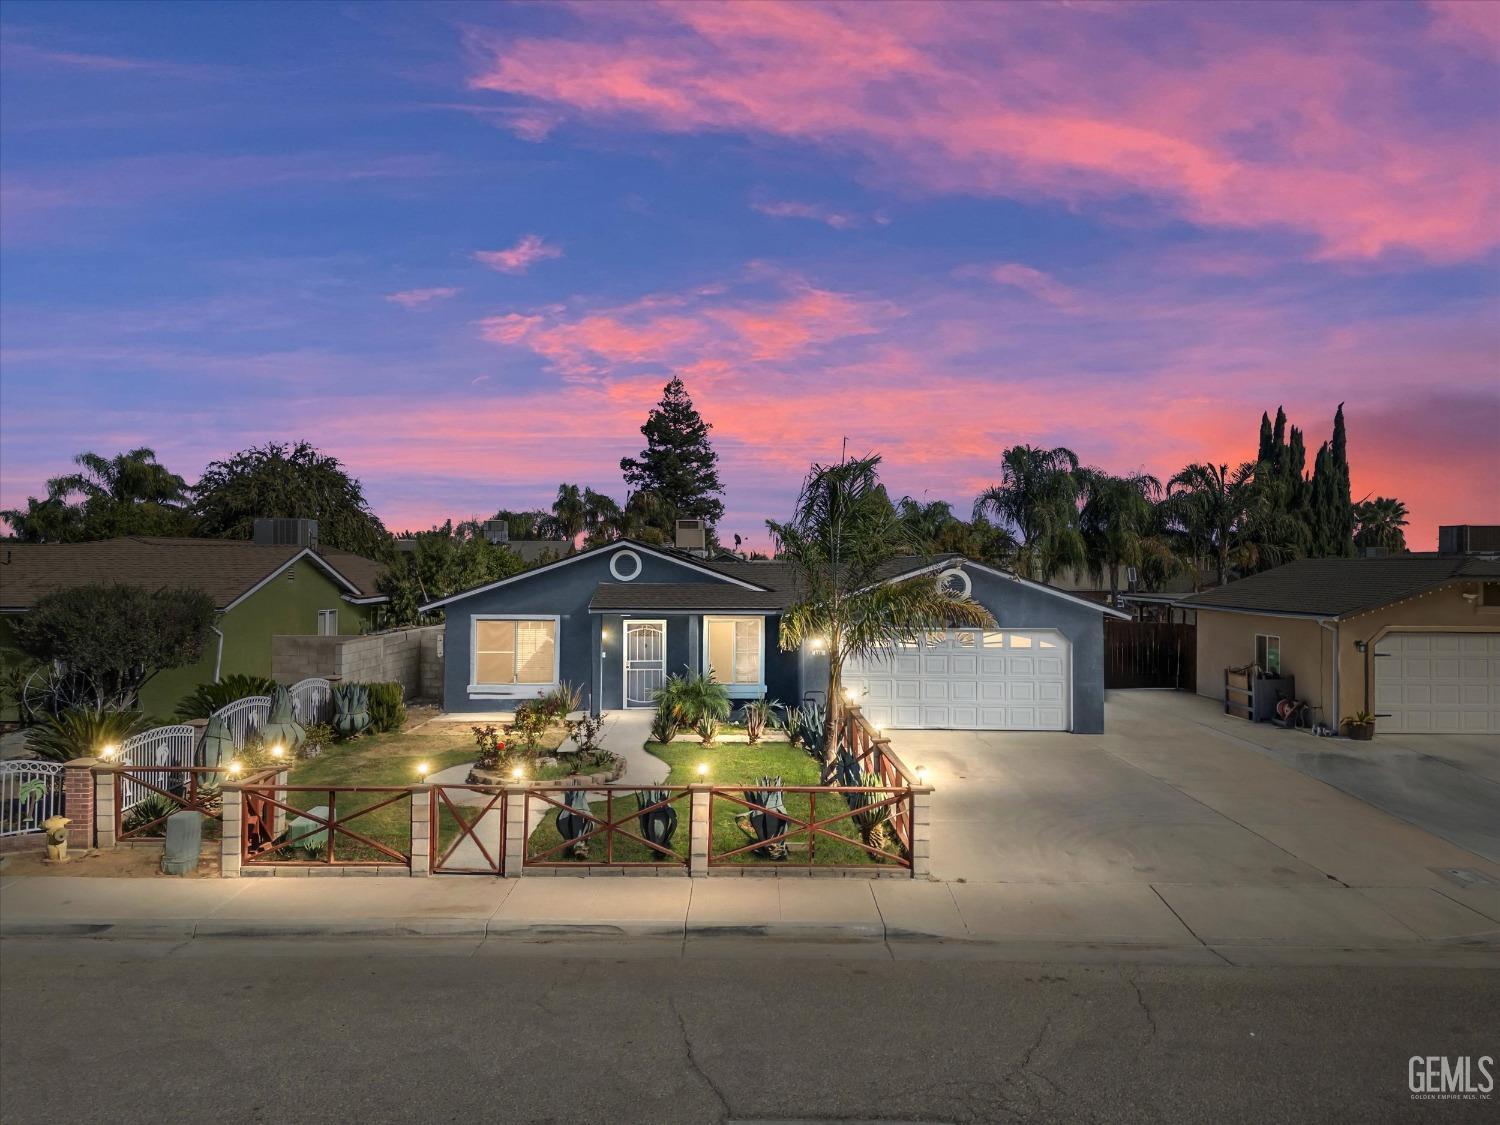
[42,815,71,864]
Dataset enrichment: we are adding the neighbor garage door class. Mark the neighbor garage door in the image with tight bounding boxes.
[1373,632,1500,734]
[844,629,1071,731]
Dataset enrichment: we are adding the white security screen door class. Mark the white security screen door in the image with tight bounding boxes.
[624,620,667,708]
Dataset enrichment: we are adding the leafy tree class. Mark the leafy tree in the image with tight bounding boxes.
[619,377,725,535]
[10,584,218,712]
[377,522,528,626]
[544,485,588,543]
[1354,497,1408,554]
[972,445,1085,581]
[490,508,556,540]
[770,454,994,765]
[1,448,194,542]
[896,497,1016,567]
[193,440,388,555]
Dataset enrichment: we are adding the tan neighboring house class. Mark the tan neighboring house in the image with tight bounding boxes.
[1180,556,1500,735]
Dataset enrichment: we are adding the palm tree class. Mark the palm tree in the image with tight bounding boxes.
[1166,462,1257,587]
[972,445,1084,581]
[545,483,587,544]
[1353,497,1409,554]
[580,489,624,546]
[770,454,995,765]
[1,447,191,542]
[51,448,189,508]
[1078,469,1163,601]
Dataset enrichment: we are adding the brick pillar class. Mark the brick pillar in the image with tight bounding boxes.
[502,785,528,877]
[689,785,710,877]
[62,758,98,850]
[93,764,118,849]
[220,784,243,877]
[909,786,934,878]
[409,784,431,876]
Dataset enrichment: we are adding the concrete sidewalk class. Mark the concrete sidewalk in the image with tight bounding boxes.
[3,873,1496,965]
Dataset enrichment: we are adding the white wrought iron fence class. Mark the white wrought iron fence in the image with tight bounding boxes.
[212,696,271,751]
[0,760,65,838]
[118,724,197,814]
[288,678,333,726]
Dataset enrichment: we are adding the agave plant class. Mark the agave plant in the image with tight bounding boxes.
[635,789,678,859]
[121,792,181,837]
[199,713,235,768]
[332,682,371,738]
[556,789,595,860]
[834,747,864,789]
[739,776,789,860]
[845,770,894,854]
[779,704,804,748]
[648,703,680,744]
[261,685,306,753]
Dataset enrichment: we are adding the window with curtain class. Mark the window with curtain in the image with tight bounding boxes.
[474,618,557,685]
[704,617,763,685]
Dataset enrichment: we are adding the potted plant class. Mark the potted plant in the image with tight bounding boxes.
[1342,711,1376,741]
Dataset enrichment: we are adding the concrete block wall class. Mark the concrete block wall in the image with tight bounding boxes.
[273,625,442,701]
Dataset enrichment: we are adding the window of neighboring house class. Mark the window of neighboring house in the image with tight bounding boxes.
[704,616,763,688]
[1481,582,1500,608]
[317,609,338,636]
[472,617,558,688]
[1255,633,1281,675]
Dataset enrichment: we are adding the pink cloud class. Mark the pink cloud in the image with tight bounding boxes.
[466,1,1499,262]
[385,287,459,309]
[473,234,564,274]
[751,198,861,229]
[983,263,1076,308]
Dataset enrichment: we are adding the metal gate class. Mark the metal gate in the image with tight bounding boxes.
[430,784,506,874]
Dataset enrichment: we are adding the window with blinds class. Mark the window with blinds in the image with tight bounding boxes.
[704,616,763,686]
[474,618,557,685]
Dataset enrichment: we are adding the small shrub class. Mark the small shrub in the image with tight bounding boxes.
[539,681,583,721]
[507,700,550,756]
[121,792,182,837]
[471,724,506,771]
[174,674,276,721]
[28,707,149,762]
[565,711,608,754]
[363,682,407,733]
[301,722,334,758]
[649,702,680,744]
[738,697,780,744]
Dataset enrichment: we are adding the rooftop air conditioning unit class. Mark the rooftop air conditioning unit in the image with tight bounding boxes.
[674,519,707,553]
[483,520,510,544]
[252,518,319,548]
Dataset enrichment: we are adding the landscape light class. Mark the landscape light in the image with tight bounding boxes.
[845,688,858,703]
[512,765,524,780]
[697,762,709,778]
[915,766,928,786]
[416,761,430,778]
[227,761,243,776]
[271,744,285,759]
[99,744,118,760]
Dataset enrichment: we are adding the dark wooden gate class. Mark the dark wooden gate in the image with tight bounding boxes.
[1104,620,1196,690]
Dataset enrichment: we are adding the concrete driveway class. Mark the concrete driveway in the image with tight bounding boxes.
[900,692,1500,927]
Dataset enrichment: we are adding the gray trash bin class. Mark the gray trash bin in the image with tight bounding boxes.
[160,810,205,875]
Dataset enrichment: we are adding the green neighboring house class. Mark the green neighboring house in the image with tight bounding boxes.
[0,536,388,718]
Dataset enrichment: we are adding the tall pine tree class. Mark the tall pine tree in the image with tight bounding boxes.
[620,377,725,533]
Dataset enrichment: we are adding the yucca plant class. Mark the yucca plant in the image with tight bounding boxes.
[738,697,781,744]
[28,707,149,762]
[174,674,276,721]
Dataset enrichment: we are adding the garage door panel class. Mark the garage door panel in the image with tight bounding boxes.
[845,628,1071,731]
[1373,632,1499,735]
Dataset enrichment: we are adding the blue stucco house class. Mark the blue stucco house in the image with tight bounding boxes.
[421,539,1126,733]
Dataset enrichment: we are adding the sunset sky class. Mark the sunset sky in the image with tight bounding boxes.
[2,0,1497,550]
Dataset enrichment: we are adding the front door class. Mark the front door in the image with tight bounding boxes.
[624,620,667,708]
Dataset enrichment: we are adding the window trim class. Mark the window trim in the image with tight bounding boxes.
[702,614,766,697]
[1255,632,1281,676]
[469,613,561,698]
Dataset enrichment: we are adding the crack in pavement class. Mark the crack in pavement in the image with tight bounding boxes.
[671,996,731,1121]
[1125,967,1158,1047]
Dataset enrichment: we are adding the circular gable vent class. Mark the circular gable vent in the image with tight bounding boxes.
[936,566,971,599]
[610,549,643,582]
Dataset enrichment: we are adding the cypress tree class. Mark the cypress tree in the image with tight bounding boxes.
[1271,407,1287,469]
[1330,403,1354,557]
[1257,412,1274,467]
[620,377,726,532]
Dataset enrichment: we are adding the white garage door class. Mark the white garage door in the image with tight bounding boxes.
[1373,632,1500,734]
[845,629,1071,731]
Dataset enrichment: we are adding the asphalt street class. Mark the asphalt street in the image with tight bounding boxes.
[1,936,1496,1124]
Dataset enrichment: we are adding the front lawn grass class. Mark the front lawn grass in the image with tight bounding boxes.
[525,739,904,868]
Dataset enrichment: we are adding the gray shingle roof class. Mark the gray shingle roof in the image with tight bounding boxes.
[589,583,792,612]
[1179,556,1500,618]
[0,536,388,610]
